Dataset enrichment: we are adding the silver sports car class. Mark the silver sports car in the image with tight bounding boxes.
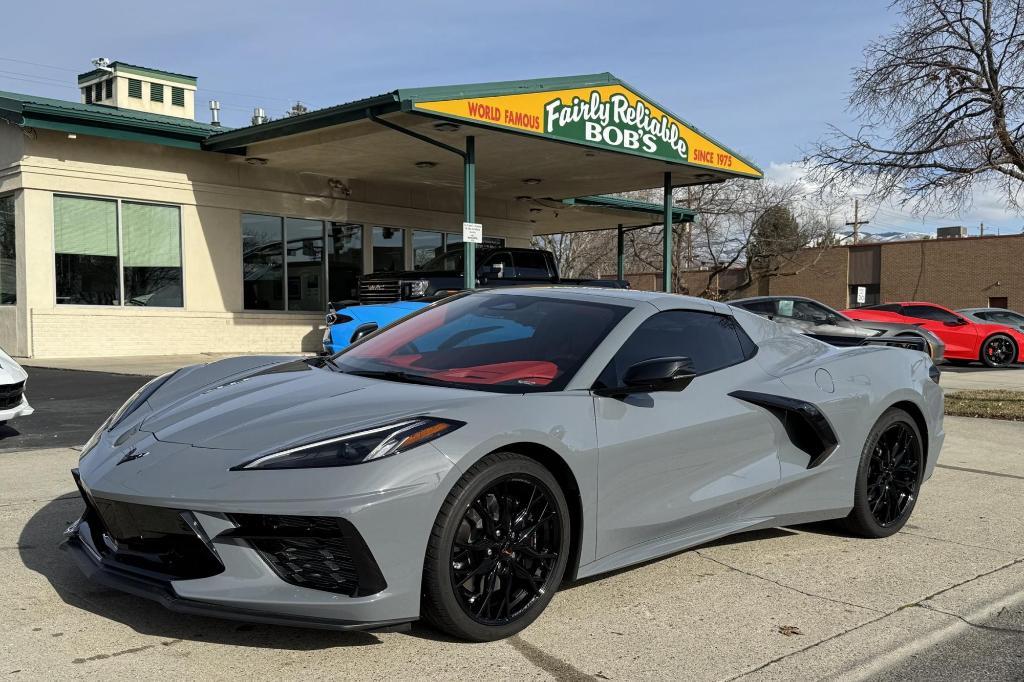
[64,287,944,641]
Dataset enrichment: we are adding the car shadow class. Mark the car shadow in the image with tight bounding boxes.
[0,422,20,440]
[18,495,383,650]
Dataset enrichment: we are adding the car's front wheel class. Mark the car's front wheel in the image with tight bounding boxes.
[421,452,571,641]
[981,334,1017,368]
[843,407,924,538]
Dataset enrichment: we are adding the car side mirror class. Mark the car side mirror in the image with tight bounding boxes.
[596,356,697,397]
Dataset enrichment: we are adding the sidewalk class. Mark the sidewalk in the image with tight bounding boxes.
[16,352,313,377]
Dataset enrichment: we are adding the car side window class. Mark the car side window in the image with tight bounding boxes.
[903,305,960,323]
[596,310,752,389]
[737,300,776,316]
[481,251,513,279]
[866,303,901,312]
[513,251,551,279]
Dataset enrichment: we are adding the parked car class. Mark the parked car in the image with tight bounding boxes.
[356,243,628,304]
[732,296,945,362]
[322,300,428,354]
[957,307,1024,332]
[66,288,943,641]
[0,347,33,424]
[844,301,1024,368]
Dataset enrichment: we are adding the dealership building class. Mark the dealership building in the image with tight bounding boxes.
[0,63,759,358]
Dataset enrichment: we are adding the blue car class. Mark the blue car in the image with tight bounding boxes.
[322,301,428,354]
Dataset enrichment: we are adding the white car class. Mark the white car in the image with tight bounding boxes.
[0,347,33,423]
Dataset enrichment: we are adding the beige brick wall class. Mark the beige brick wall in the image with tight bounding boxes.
[880,235,1024,309]
[31,308,324,358]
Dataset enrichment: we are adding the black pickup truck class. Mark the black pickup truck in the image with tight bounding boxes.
[356,244,628,304]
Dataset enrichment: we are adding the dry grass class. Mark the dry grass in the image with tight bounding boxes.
[944,390,1024,421]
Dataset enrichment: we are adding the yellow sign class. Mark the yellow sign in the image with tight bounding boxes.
[411,84,761,177]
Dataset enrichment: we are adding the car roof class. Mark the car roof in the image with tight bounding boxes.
[471,286,734,314]
[731,295,817,304]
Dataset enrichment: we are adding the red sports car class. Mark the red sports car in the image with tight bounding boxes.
[843,301,1024,368]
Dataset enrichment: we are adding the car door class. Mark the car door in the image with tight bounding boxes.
[900,304,978,357]
[593,309,782,559]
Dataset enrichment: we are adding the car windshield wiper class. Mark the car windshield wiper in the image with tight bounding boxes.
[344,369,447,386]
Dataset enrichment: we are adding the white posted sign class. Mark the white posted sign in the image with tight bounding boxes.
[856,286,867,304]
[462,222,483,244]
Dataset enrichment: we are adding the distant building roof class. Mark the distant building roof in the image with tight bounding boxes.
[0,90,224,149]
[77,62,197,86]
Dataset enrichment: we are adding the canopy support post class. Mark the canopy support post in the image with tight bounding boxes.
[616,224,624,281]
[663,172,672,293]
[463,136,476,290]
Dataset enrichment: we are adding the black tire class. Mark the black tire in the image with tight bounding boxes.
[421,452,571,641]
[980,334,1017,368]
[843,407,924,538]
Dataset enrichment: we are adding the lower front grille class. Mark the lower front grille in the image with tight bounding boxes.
[74,476,224,581]
[0,381,25,409]
[226,514,387,597]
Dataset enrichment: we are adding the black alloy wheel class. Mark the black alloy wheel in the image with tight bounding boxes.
[865,421,921,527]
[421,452,570,641]
[981,335,1016,368]
[843,407,924,538]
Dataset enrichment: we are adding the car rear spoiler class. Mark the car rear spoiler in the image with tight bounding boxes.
[860,336,928,353]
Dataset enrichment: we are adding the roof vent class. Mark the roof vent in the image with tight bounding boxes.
[936,226,967,239]
[251,107,267,126]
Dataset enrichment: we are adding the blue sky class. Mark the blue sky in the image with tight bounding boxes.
[2,0,1020,233]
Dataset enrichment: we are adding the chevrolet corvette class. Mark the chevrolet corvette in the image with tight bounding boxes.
[64,288,944,641]
[844,301,1024,368]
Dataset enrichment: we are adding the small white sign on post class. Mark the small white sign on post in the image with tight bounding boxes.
[856,286,867,304]
[462,222,483,244]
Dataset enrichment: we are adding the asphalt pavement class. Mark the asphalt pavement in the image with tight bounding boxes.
[0,368,148,452]
[2,364,1023,679]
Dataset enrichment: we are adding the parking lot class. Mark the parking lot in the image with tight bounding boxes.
[0,362,1021,679]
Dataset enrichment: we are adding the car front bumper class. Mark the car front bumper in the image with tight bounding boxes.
[0,394,33,421]
[67,436,462,630]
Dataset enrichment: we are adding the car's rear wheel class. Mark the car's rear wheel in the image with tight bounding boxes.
[981,334,1017,368]
[421,452,570,641]
[843,407,924,538]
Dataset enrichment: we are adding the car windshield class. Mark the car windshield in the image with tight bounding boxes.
[334,293,630,392]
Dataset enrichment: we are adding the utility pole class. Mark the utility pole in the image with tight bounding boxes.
[845,199,869,244]
[980,222,985,237]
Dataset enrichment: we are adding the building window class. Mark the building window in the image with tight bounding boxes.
[285,218,324,312]
[171,86,185,107]
[54,196,119,305]
[54,196,182,307]
[372,226,405,272]
[328,223,362,302]
[104,79,113,99]
[150,83,164,103]
[122,202,182,306]
[242,214,285,311]
[413,230,444,269]
[0,195,15,304]
[127,79,142,99]
[93,82,103,102]
[83,87,92,105]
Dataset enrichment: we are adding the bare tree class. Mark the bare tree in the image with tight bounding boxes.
[807,0,1024,210]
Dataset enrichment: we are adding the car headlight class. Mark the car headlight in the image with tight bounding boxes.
[233,417,463,470]
[404,279,430,298]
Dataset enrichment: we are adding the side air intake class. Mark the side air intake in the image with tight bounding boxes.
[729,391,839,468]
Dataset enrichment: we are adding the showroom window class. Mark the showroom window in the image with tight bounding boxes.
[372,226,405,272]
[328,223,362,301]
[54,196,182,306]
[244,215,365,310]
[0,195,15,304]
[413,229,444,269]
